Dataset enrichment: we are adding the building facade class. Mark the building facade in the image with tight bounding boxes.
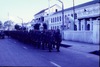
[48,0,100,31]
[34,4,61,24]
[34,0,100,44]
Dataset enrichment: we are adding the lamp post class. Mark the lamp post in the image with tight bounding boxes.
[17,16,23,27]
[57,0,64,30]
[48,0,50,30]
[57,0,64,39]
[73,0,75,30]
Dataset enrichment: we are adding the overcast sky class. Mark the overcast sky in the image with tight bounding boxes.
[0,0,92,24]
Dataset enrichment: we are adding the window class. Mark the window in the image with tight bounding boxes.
[55,17,56,22]
[65,15,67,18]
[47,14,49,15]
[53,26,54,29]
[87,24,90,30]
[74,24,77,31]
[79,20,81,30]
[82,25,84,30]
[57,17,59,22]
[57,26,59,29]
[84,9,87,12]
[51,26,52,29]
[51,18,52,23]
[41,16,44,22]
[55,9,58,12]
[74,13,77,19]
[53,18,54,22]
[65,15,67,21]
[60,16,61,21]
[55,26,56,29]
[71,14,73,17]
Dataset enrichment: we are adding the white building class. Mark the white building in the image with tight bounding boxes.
[34,0,100,44]
[34,4,61,26]
[47,0,100,31]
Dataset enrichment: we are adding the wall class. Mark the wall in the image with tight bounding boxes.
[93,19,100,44]
[64,30,93,43]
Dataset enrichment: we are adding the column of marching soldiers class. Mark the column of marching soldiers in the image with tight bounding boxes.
[4,29,62,52]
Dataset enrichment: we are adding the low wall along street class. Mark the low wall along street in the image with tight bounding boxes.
[63,31,93,43]
[63,19,100,44]
[63,30,99,44]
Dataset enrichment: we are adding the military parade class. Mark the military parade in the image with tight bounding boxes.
[4,27,62,52]
[0,0,99,66]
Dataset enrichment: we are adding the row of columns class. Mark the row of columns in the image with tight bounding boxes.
[76,18,100,44]
[76,18,94,31]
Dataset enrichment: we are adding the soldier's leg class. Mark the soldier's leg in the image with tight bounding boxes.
[37,41,41,49]
[52,42,56,48]
[42,41,45,50]
[48,43,52,52]
[56,42,60,52]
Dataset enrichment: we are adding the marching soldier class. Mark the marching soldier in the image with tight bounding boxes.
[47,30,52,52]
[54,29,62,52]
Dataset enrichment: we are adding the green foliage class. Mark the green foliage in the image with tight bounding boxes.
[4,20,13,27]
[14,24,21,30]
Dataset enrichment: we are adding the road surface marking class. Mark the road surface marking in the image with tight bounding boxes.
[23,46,28,49]
[14,41,16,43]
[50,61,61,67]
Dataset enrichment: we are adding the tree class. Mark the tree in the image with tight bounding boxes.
[4,20,13,30]
[20,26,26,31]
[14,24,21,30]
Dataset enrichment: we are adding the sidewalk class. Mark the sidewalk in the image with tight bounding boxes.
[61,40,99,53]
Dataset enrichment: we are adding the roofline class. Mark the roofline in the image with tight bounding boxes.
[34,4,61,16]
[53,0,100,15]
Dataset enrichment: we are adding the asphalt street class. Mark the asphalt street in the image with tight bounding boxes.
[0,38,99,67]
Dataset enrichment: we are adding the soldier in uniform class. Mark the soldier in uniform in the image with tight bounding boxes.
[54,29,62,52]
[37,30,41,49]
[47,30,56,52]
[41,30,46,50]
[47,30,52,52]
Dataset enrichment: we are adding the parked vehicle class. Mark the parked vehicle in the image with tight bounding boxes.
[0,30,5,39]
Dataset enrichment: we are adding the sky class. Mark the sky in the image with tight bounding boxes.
[0,0,92,24]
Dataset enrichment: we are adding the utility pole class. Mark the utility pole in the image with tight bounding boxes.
[73,0,75,30]
[58,0,64,30]
[57,0,64,39]
[48,0,51,30]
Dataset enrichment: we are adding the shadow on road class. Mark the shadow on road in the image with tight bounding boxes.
[60,44,72,48]
[89,50,100,56]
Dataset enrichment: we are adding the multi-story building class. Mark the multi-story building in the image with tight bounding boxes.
[34,4,61,24]
[34,0,100,31]
[47,0,100,31]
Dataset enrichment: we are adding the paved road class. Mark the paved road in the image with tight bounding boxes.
[0,38,99,67]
